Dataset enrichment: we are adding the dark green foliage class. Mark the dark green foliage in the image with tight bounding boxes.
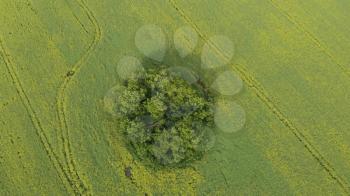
[114,67,215,166]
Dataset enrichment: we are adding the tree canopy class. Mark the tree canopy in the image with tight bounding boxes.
[114,67,215,166]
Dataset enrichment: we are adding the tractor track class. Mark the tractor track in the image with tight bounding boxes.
[56,0,102,195]
[267,0,350,80]
[0,38,78,195]
[168,0,350,194]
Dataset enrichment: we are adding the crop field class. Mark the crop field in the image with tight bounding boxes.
[1,0,350,195]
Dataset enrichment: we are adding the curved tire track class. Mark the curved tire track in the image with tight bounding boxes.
[56,0,102,195]
[168,0,350,194]
[0,38,77,195]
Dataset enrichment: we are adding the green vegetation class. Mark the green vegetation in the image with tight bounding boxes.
[113,68,214,166]
[2,0,350,195]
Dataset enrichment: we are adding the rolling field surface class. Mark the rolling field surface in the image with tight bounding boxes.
[1,0,350,195]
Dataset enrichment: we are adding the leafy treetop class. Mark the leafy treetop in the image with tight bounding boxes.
[114,67,215,166]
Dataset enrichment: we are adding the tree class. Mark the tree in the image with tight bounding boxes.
[113,67,215,167]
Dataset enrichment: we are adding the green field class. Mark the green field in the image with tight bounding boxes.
[1,0,350,195]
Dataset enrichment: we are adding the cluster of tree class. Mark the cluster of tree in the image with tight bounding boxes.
[114,68,215,166]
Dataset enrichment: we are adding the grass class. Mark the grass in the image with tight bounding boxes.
[1,0,350,195]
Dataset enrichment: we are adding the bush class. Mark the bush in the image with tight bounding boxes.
[114,67,215,166]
